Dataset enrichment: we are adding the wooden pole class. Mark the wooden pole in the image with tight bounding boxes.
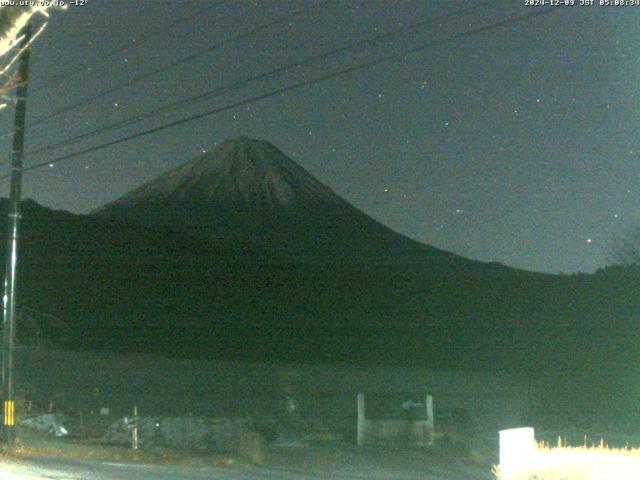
[2,22,32,447]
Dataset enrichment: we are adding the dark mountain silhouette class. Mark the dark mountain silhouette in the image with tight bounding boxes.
[0,138,636,377]
[92,137,495,269]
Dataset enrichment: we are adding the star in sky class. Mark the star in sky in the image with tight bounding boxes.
[8,0,637,274]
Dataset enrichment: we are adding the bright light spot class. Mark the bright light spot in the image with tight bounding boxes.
[499,428,536,478]
[48,163,54,168]
[384,188,389,193]
[587,238,592,244]
[0,5,66,72]
[496,432,640,480]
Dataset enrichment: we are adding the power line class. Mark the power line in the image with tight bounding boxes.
[16,1,328,133]
[4,7,560,181]
[15,7,560,177]
[29,8,199,95]
[26,0,503,158]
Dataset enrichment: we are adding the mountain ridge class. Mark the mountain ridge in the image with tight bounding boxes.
[0,197,635,372]
[91,136,513,271]
[0,138,625,370]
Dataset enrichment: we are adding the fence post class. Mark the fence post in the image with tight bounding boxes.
[425,394,434,445]
[78,409,86,439]
[131,405,138,451]
[357,393,365,446]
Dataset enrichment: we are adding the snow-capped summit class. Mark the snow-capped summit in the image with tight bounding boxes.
[99,136,346,211]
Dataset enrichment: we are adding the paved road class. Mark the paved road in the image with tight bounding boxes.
[0,453,493,480]
[0,457,334,480]
[0,437,496,480]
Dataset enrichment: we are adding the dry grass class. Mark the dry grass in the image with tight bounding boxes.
[494,439,640,480]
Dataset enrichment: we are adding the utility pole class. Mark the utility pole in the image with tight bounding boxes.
[2,23,32,447]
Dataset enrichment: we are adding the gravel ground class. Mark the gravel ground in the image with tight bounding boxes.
[6,427,498,480]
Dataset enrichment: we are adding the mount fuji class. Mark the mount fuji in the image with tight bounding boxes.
[93,136,497,270]
[1,137,631,370]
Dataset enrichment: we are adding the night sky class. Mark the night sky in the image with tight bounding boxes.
[1,0,637,274]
